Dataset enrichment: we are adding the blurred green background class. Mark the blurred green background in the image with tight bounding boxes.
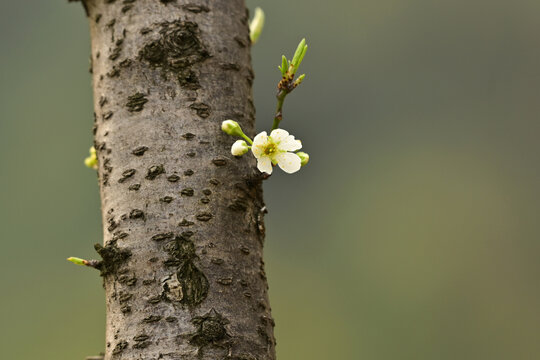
[1,0,540,359]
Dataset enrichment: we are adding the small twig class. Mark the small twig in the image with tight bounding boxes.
[272,39,307,130]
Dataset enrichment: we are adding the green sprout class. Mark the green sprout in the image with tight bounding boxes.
[84,146,98,170]
[273,38,308,130]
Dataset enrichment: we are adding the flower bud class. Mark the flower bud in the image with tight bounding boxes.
[221,120,244,137]
[231,140,249,156]
[296,152,310,166]
[249,7,265,44]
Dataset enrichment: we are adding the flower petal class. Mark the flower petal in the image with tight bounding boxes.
[275,152,301,174]
[269,129,289,143]
[278,136,302,152]
[252,131,268,158]
[257,156,273,174]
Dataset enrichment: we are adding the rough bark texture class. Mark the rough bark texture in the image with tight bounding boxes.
[83,1,275,359]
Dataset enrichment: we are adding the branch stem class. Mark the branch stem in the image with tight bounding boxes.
[272,89,288,130]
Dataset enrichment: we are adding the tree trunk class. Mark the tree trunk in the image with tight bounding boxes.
[82,1,275,359]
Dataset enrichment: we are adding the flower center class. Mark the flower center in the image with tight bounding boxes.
[263,143,277,156]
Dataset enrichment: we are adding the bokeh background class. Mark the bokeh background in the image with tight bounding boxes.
[1,0,540,359]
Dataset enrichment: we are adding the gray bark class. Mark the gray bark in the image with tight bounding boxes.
[82,1,275,359]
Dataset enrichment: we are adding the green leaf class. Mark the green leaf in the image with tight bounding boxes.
[291,38,306,71]
[280,55,288,76]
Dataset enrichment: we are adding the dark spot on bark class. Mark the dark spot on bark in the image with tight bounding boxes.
[240,246,250,255]
[179,219,194,227]
[146,165,165,180]
[140,27,151,34]
[94,240,132,276]
[183,4,210,13]
[243,292,252,298]
[133,334,149,342]
[107,66,120,77]
[128,183,141,191]
[209,178,219,185]
[182,132,196,139]
[202,189,211,195]
[181,188,194,196]
[133,335,151,348]
[121,4,132,12]
[118,275,137,286]
[160,21,209,66]
[220,63,240,71]
[259,259,267,281]
[120,305,131,313]
[177,68,200,90]
[129,209,145,220]
[160,196,174,203]
[132,146,148,156]
[196,212,213,222]
[112,231,129,241]
[151,232,174,242]
[118,292,132,303]
[184,169,194,176]
[200,198,210,204]
[212,159,227,166]
[179,232,192,239]
[99,96,107,107]
[107,217,118,232]
[189,102,210,118]
[140,40,166,64]
[119,58,132,68]
[187,152,196,157]
[112,341,128,355]
[164,236,209,307]
[126,93,148,112]
[164,258,181,267]
[189,309,230,348]
[217,277,233,285]
[142,315,162,323]
[109,46,122,60]
[167,174,180,182]
[165,316,177,322]
[138,20,209,87]
[211,258,224,265]
[142,279,155,285]
[147,295,162,304]
[159,0,175,3]
[102,111,113,120]
[118,169,136,183]
[95,14,102,23]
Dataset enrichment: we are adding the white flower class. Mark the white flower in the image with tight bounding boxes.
[231,140,249,156]
[251,129,302,174]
